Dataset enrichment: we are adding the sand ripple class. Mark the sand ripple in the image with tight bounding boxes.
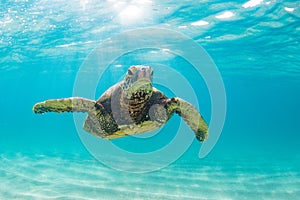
[0,153,299,199]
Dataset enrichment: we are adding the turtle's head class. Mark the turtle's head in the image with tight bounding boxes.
[122,66,153,100]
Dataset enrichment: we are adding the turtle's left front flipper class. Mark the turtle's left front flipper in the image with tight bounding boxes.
[164,97,209,142]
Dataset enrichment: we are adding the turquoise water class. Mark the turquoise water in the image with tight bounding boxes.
[1,0,300,199]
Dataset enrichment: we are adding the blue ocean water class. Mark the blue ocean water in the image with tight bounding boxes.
[1,0,300,199]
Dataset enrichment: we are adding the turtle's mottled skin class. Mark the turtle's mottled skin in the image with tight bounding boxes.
[33,66,209,141]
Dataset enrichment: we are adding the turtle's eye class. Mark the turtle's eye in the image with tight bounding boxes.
[127,66,137,76]
[127,69,134,76]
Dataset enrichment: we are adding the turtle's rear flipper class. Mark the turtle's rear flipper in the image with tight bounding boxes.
[165,97,209,142]
[33,97,96,114]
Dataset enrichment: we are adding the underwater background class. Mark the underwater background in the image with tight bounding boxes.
[1,0,300,199]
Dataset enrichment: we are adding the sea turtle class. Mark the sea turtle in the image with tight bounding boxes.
[33,66,209,141]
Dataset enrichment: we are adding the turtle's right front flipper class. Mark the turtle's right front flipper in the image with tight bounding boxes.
[33,97,96,114]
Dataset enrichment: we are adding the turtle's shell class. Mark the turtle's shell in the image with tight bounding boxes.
[83,82,170,139]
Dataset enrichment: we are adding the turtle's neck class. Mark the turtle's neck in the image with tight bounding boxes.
[127,90,151,124]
